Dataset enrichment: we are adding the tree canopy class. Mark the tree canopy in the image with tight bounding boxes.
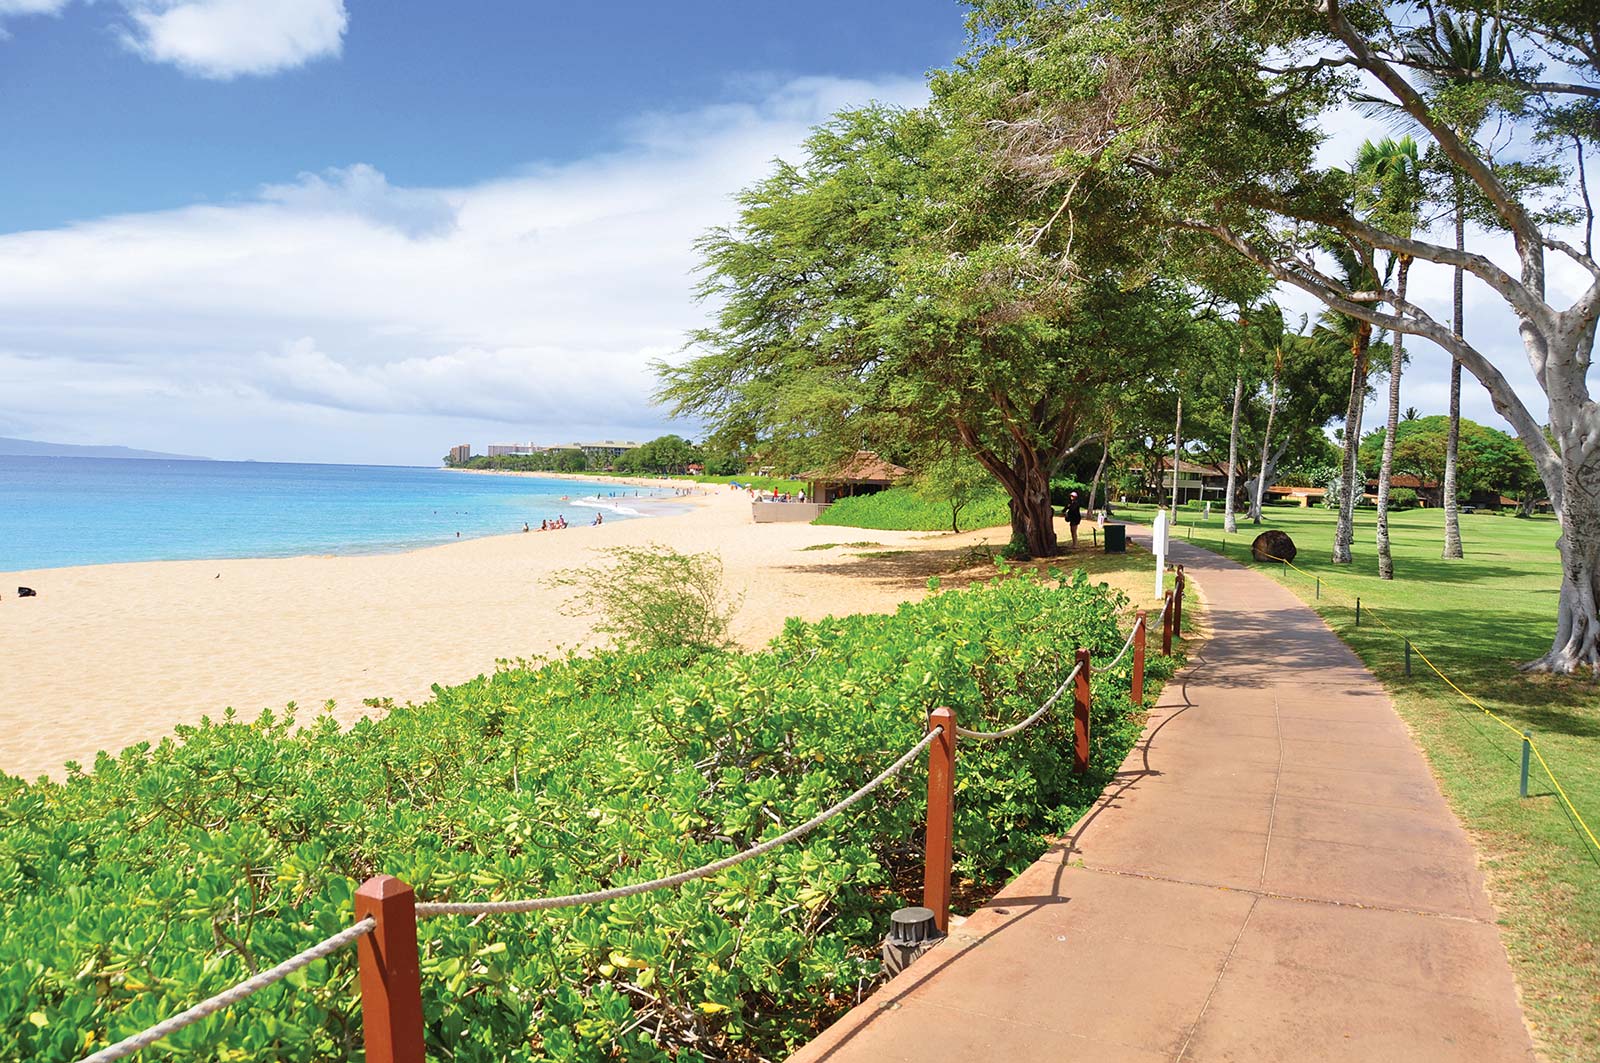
[659,100,1239,556]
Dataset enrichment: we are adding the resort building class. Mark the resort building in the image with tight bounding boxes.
[803,451,911,505]
[487,442,538,457]
[576,440,642,461]
[448,443,472,464]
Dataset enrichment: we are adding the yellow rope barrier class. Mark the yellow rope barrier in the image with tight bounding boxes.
[1178,520,1600,862]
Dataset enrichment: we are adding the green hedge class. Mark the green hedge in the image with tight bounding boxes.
[1387,487,1418,509]
[1,571,1168,1063]
[813,486,1011,531]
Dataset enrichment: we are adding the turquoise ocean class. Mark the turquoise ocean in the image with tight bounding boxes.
[0,457,679,572]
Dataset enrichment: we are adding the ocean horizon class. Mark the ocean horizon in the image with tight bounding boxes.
[0,456,681,572]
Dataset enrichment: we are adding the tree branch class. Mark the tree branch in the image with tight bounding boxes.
[1320,0,1548,294]
[1183,217,1563,496]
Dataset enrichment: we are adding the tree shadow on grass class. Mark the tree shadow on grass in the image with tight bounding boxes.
[1333,604,1600,740]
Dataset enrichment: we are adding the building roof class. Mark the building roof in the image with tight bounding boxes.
[1152,457,1229,477]
[1266,484,1328,497]
[803,450,911,484]
[1365,473,1439,489]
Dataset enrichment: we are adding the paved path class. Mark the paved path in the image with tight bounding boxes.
[789,531,1535,1063]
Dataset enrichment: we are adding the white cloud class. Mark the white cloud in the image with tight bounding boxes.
[0,76,929,463]
[119,0,347,79]
[0,0,70,13]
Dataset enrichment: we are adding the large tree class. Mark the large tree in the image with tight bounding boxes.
[1355,135,1424,579]
[660,104,1205,557]
[962,0,1600,673]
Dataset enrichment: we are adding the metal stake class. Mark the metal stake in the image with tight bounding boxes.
[1520,732,1531,798]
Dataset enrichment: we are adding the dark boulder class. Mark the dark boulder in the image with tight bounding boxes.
[1251,531,1296,564]
[16,587,37,597]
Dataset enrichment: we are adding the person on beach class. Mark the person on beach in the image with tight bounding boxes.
[523,522,529,532]
[1066,491,1083,548]
[541,519,549,531]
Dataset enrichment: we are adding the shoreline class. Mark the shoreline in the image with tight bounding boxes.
[2,471,705,577]
[2,486,991,782]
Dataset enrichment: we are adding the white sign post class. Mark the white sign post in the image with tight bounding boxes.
[1153,508,1169,597]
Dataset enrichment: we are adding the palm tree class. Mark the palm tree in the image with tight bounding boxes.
[1407,13,1508,560]
[1223,309,1248,534]
[1314,242,1382,564]
[1354,135,1423,579]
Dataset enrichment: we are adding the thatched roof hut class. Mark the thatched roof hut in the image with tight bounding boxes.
[803,451,911,504]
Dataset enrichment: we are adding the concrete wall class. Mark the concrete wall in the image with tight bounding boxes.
[752,501,828,523]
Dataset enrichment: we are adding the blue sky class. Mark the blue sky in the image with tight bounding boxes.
[0,2,963,233]
[0,1,1564,465]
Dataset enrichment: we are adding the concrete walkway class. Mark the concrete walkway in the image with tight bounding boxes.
[789,531,1536,1063]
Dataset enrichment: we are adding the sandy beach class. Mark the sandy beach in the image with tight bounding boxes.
[2,479,1030,782]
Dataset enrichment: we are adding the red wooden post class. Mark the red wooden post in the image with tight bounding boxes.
[1132,610,1147,705]
[1174,564,1185,635]
[1162,591,1174,656]
[922,707,956,935]
[355,875,427,1063]
[1072,648,1092,774]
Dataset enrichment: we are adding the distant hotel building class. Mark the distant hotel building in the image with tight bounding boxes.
[448,443,472,464]
[577,439,642,461]
[483,440,643,460]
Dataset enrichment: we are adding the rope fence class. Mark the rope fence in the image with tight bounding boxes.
[956,663,1081,741]
[415,728,942,918]
[72,589,1182,1063]
[80,919,377,1063]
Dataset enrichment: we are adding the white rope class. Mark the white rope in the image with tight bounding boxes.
[956,661,1083,741]
[415,729,943,917]
[1100,618,1141,672]
[78,918,375,1063]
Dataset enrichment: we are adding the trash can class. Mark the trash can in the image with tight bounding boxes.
[1103,523,1127,553]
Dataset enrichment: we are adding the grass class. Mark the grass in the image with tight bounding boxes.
[1119,501,1599,1062]
[813,486,1012,531]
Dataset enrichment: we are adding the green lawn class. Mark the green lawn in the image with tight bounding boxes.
[1118,501,1598,1061]
[812,486,1012,532]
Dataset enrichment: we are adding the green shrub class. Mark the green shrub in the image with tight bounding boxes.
[0,572,1169,1063]
[1387,487,1419,510]
[547,545,742,654]
[814,486,1010,531]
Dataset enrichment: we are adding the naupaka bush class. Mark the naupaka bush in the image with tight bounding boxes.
[0,570,1171,1062]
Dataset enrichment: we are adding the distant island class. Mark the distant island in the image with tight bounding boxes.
[0,436,209,460]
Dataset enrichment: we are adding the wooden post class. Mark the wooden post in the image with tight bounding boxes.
[1132,611,1147,705]
[1162,591,1174,656]
[922,707,956,934]
[355,875,427,1063]
[1072,648,1092,774]
[1174,565,1185,635]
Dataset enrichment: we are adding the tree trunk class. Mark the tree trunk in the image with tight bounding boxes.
[1007,460,1059,558]
[1086,431,1110,516]
[1529,461,1600,672]
[1375,256,1411,580]
[1523,318,1600,672]
[1249,347,1282,524]
[1224,373,1244,534]
[1333,321,1372,564]
[1169,395,1183,516]
[1442,197,1465,559]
